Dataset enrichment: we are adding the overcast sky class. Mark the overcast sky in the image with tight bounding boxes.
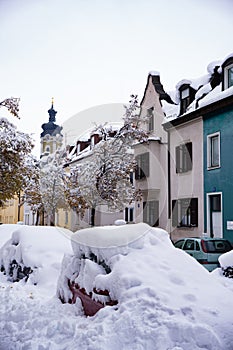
[0,0,233,155]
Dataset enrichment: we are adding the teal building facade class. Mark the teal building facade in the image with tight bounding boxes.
[203,97,233,243]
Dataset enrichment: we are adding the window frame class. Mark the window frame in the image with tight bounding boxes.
[172,198,198,228]
[135,152,150,180]
[125,207,134,223]
[180,87,190,115]
[224,62,233,89]
[143,200,159,227]
[207,132,220,169]
[147,107,154,132]
[176,142,192,173]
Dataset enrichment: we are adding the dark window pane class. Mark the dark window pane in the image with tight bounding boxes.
[174,240,185,249]
[211,195,221,212]
[228,67,233,88]
[172,200,178,227]
[143,200,159,227]
[183,239,195,250]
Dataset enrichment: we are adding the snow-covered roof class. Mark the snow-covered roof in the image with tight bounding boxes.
[148,70,160,76]
[66,122,123,163]
[162,52,233,123]
[199,85,233,109]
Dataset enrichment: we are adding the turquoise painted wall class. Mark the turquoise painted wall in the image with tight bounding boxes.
[204,105,233,242]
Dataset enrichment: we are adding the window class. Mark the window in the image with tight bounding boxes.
[207,132,220,169]
[174,239,184,249]
[183,239,195,250]
[179,85,196,115]
[223,63,233,89]
[172,198,198,228]
[147,107,154,132]
[176,142,192,173]
[65,211,69,225]
[135,152,149,179]
[125,207,134,223]
[143,200,159,227]
[180,88,190,113]
[227,65,233,88]
[25,213,29,225]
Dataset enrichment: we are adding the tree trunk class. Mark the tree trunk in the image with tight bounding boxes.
[35,211,40,226]
[91,207,96,226]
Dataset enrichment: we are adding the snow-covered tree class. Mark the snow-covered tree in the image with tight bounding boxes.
[0,117,34,206]
[65,95,149,226]
[0,97,20,119]
[23,162,43,225]
[39,150,68,225]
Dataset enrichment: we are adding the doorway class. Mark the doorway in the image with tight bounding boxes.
[207,193,222,238]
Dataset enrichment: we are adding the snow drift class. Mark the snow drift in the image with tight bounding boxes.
[0,223,233,349]
[56,223,233,350]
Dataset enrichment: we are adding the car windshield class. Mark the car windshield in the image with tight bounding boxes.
[202,240,232,253]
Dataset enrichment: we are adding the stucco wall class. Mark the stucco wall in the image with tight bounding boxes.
[204,106,233,242]
[134,140,168,230]
[169,117,204,241]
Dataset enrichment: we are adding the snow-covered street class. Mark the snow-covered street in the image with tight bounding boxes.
[0,224,233,350]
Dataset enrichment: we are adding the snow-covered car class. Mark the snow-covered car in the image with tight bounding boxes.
[174,237,232,271]
[0,225,72,290]
[57,222,166,316]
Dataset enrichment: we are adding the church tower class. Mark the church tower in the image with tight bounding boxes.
[40,98,63,158]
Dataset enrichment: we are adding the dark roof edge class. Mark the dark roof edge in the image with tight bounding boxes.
[163,93,233,130]
[140,75,151,106]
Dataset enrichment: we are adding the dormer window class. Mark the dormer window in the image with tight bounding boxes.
[91,134,101,148]
[179,84,196,115]
[225,64,233,89]
[222,57,233,90]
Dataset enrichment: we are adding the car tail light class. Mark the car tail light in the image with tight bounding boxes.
[201,240,208,253]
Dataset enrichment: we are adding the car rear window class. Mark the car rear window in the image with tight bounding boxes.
[202,240,232,253]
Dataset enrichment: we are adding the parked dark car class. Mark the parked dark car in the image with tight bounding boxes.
[174,237,232,271]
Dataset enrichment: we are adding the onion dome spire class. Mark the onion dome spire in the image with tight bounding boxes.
[48,97,57,123]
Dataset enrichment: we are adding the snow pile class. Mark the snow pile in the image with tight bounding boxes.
[0,224,20,247]
[199,85,233,108]
[0,225,72,290]
[56,223,233,350]
[1,223,233,349]
[218,250,233,279]
[219,250,233,268]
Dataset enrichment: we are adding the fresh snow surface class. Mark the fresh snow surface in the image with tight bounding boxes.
[0,223,233,350]
[149,70,160,76]
[199,85,233,108]
[219,249,233,268]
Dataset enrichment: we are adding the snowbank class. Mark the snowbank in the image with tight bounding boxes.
[56,223,233,350]
[0,225,72,291]
[219,249,233,268]
[1,223,233,349]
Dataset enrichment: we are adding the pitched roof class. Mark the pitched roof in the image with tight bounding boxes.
[140,73,176,106]
[161,52,233,125]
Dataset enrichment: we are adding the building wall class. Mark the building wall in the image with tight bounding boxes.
[204,106,233,243]
[169,117,204,241]
[134,76,169,230]
[55,208,71,230]
[140,75,168,142]
[0,195,24,224]
[134,140,168,230]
